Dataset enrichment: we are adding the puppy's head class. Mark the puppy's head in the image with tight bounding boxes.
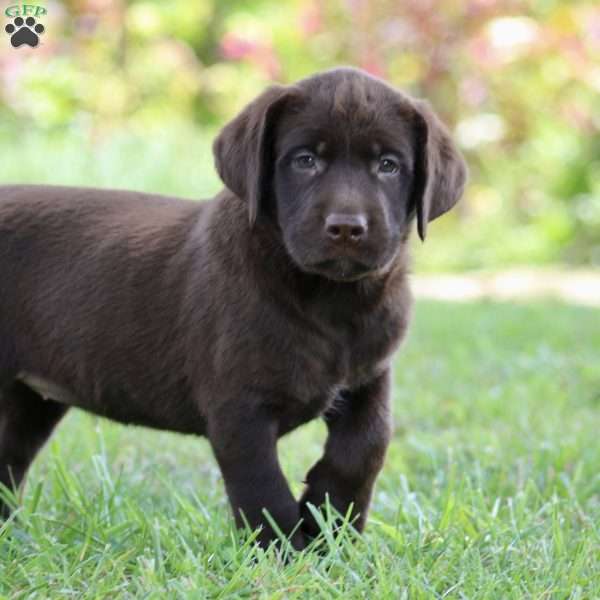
[213,67,467,282]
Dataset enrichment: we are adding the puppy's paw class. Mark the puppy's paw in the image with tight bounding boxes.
[300,477,364,545]
[299,497,323,541]
[253,521,308,554]
[299,482,347,541]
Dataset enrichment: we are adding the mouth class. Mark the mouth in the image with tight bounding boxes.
[305,258,374,282]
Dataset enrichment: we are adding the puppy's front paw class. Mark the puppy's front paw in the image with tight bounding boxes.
[254,519,308,552]
[299,474,342,540]
[299,492,324,540]
[300,465,368,542]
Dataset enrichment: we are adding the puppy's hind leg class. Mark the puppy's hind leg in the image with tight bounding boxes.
[0,379,69,517]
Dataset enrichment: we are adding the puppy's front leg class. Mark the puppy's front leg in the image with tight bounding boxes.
[300,371,392,539]
[208,399,305,550]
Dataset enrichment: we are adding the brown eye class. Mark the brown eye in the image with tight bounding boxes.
[293,153,317,170]
[378,156,400,174]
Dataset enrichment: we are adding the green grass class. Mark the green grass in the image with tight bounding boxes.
[1,300,599,598]
[0,126,221,201]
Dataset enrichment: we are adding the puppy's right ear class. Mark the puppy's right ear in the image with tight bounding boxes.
[213,85,294,227]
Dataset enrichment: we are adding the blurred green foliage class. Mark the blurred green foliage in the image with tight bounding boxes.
[1,0,599,270]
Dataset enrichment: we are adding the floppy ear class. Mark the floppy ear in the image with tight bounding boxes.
[412,100,468,241]
[213,85,294,227]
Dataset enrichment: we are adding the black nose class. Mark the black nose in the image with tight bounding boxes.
[325,214,368,243]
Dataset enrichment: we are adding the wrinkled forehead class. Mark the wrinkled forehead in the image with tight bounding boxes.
[275,71,418,160]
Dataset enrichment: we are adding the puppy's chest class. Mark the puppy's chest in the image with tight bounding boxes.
[282,311,401,424]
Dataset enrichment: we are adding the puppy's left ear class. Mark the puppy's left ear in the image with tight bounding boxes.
[412,100,468,241]
[213,85,295,227]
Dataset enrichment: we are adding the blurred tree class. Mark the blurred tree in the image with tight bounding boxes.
[0,0,598,269]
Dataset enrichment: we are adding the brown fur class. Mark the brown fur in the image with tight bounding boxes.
[0,67,466,549]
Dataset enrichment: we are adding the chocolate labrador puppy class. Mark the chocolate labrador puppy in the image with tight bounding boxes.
[0,67,466,549]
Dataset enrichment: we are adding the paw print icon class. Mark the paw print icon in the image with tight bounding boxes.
[5,16,45,48]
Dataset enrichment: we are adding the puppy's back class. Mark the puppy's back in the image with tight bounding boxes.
[0,185,200,241]
[0,186,204,386]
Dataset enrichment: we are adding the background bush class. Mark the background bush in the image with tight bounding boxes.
[1,0,599,271]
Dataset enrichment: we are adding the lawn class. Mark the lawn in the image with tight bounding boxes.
[1,300,599,598]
